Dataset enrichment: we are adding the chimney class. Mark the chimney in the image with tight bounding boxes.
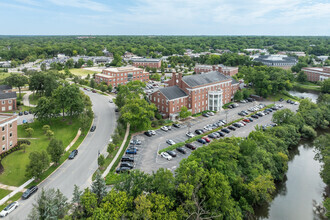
[178,72,183,87]
[212,65,216,71]
[171,72,176,86]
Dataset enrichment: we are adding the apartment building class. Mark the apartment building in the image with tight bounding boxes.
[150,72,239,119]
[131,58,161,68]
[194,64,239,76]
[302,66,330,81]
[95,66,149,87]
[0,113,18,154]
[0,85,17,112]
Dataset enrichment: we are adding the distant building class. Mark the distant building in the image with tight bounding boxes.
[253,55,298,69]
[194,64,239,76]
[302,66,330,81]
[0,113,18,154]
[95,66,149,87]
[0,85,17,112]
[131,58,161,68]
[0,61,11,68]
[150,71,239,119]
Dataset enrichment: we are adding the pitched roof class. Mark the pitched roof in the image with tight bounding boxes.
[0,92,16,100]
[231,78,239,84]
[159,86,188,100]
[182,71,231,87]
[0,85,12,91]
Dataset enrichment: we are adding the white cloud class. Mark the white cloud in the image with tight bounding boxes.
[48,0,111,12]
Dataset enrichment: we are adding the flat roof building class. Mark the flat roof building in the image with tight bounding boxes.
[131,58,161,68]
[302,66,330,82]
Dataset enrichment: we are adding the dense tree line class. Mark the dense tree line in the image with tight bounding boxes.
[0,36,329,63]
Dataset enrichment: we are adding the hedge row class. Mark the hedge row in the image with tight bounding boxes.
[0,140,31,160]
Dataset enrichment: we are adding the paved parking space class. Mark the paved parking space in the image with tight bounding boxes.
[131,101,298,174]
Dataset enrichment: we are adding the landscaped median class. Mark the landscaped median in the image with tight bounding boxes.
[158,104,276,154]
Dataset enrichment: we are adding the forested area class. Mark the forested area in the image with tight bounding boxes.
[27,94,330,219]
[0,36,329,63]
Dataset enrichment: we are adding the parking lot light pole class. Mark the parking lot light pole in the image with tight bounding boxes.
[225,109,228,123]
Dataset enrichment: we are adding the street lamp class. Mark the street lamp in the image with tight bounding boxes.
[225,109,228,123]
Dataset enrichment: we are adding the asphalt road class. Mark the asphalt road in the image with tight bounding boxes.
[134,101,298,174]
[8,90,116,220]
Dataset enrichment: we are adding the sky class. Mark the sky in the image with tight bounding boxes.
[0,0,329,35]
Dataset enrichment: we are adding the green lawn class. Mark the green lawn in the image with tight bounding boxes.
[0,72,10,81]
[16,93,26,103]
[293,82,321,92]
[61,68,100,77]
[29,93,41,105]
[0,117,80,186]
[0,189,12,200]
[0,192,22,211]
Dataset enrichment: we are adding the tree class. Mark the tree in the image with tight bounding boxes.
[71,184,83,219]
[65,58,74,69]
[107,84,113,92]
[296,71,307,82]
[25,128,34,137]
[28,188,69,220]
[321,78,330,94]
[46,129,54,140]
[79,111,92,134]
[76,58,85,68]
[21,143,28,153]
[90,79,96,89]
[34,97,57,122]
[42,125,50,134]
[47,138,64,164]
[91,171,107,204]
[87,60,93,67]
[40,63,47,71]
[25,151,49,179]
[179,106,191,119]
[234,90,243,101]
[5,73,28,98]
[98,154,105,168]
[80,188,98,218]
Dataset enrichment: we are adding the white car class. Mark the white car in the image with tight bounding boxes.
[186,132,195,138]
[109,99,113,103]
[294,102,299,105]
[148,130,156,135]
[161,126,168,131]
[0,201,19,217]
[166,139,175,145]
[208,112,215,116]
[160,152,172,160]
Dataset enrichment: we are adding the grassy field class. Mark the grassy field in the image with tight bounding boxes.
[293,82,321,92]
[0,189,12,200]
[0,192,22,211]
[16,93,26,103]
[62,68,100,77]
[0,117,81,186]
[0,72,10,81]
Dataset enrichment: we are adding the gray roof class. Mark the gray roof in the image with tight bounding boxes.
[0,85,12,91]
[0,91,16,100]
[159,86,188,100]
[182,71,231,87]
[231,78,239,84]
[131,58,160,63]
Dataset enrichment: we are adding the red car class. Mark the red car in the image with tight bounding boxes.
[83,87,87,90]
[202,136,211,143]
[241,121,246,125]
[92,90,97,93]
[243,119,250,123]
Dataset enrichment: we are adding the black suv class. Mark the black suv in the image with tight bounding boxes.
[120,162,134,169]
[68,150,78,159]
[166,150,177,157]
[221,128,230,133]
[90,125,96,132]
[217,131,225,137]
[185,143,197,150]
[121,156,134,162]
[228,126,236,131]
[144,131,152,137]
[172,123,181,128]
[116,167,131,173]
[176,147,186,154]
[195,129,204,135]
[22,186,38,199]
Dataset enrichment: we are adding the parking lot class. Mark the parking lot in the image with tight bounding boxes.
[130,101,299,174]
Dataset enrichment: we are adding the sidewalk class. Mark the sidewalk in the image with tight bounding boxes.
[22,91,37,107]
[102,123,130,178]
[0,178,34,206]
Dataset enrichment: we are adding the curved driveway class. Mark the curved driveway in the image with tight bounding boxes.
[9,90,116,220]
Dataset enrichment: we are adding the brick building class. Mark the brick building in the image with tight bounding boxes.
[0,85,17,112]
[0,113,18,154]
[150,71,239,119]
[302,66,330,81]
[131,58,161,69]
[194,64,239,76]
[95,67,149,87]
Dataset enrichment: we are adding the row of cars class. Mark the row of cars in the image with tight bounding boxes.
[144,123,181,136]
[83,87,97,93]
[238,104,283,118]
[116,139,142,173]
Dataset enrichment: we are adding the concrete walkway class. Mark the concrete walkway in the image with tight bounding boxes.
[0,178,34,206]
[22,91,37,107]
[102,123,130,178]
[65,129,81,152]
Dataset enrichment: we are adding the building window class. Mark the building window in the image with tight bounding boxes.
[154,97,156,101]
[9,141,12,147]
[2,145,4,151]
[1,107,5,111]
[162,99,164,104]
[162,106,164,111]
[8,100,12,104]
[1,127,4,131]
[166,107,168,112]
[2,101,4,104]
[9,132,12,137]
[2,136,4,141]
[9,124,12,128]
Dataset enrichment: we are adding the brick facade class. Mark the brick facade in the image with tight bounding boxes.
[132,58,161,68]
[95,67,149,87]
[0,114,18,154]
[194,64,239,76]
[150,72,239,119]
[302,66,330,82]
[0,85,17,112]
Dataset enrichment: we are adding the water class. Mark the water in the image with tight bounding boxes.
[288,90,319,103]
[255,142,326,220]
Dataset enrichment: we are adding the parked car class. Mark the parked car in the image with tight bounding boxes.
[161,126,168,131]
[161,152,172,160]
[90,125,96,132]
[166,139,175,145]
[202,113,209,117]
[251,114,259,119]
[121,156,134,162]
[208,133,216,139]
[185,143,197,150]
[228,126,236,131]
[216,131,225,137]
[208,112,215,116]
[279,98,284,102]
[212,132,220,138]
[18,112,23,116]
[130,139,142,145]
[248,117,254,122]
[22,186,38,200]
[116,166,131,173]
[233,123,241,128]
[197,138,207,144]
[120,162,134,169]
[243,119,250,123]
[221,128,230,133]
[176,147,186,154]
[172,123,181,128]
[166,150,177,157]
[0,202,19,217]
[92,90,96,93]
[68,149,78,159]
[144,131,153,137]
[195,129,204,135]
[256,112,263,117]
[126,149,137,154]
[24,111,29,115]
[202,136,211,143]
[186,132,195,138]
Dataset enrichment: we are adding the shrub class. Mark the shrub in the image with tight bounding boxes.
[301,125,317,139]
